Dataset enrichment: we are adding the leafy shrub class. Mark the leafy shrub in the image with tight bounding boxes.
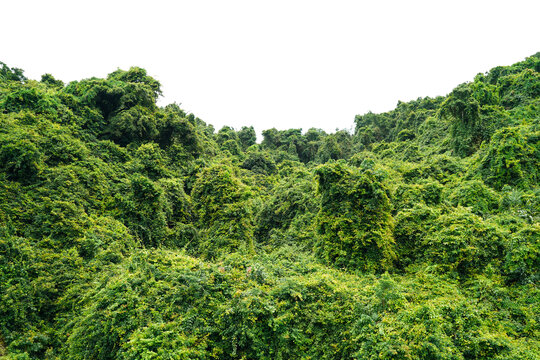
[503,224,539,284]
[446,179,500,215]
[191,164,255,256]
[394,204,440,268]
[393,179,443,211]
[477,125,539,189]
[256,176,318,244]
[116,174,168,247]
[0,133,43,182]
[241,151,277,175]
[423,208,506,277]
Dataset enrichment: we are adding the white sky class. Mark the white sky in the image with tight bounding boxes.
[1,0,539,136]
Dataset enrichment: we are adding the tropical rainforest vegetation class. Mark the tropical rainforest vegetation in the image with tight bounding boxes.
[0,53,538,359]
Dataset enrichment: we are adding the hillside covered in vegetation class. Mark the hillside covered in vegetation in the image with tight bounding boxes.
[0,53,538,359]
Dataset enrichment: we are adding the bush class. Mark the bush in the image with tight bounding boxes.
[446,180,499,215]
[0,134,43,182]
[191,164,255,256]
[477,125,539,190]
[503,224,539,284]
[116,174,168,247]
[394,204,440,268]
[423,208,506,277]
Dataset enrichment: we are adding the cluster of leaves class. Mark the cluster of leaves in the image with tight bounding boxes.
[0,53,538,359]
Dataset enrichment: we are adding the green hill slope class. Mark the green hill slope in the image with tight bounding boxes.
[0,54,538,359]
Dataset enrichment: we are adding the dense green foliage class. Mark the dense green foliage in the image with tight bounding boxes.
[0,54,539,359]
[315,161,396,271]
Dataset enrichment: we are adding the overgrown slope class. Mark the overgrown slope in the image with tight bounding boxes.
[0,54,538,359]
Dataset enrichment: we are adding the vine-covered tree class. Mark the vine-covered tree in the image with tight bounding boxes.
[315,161,396,271]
